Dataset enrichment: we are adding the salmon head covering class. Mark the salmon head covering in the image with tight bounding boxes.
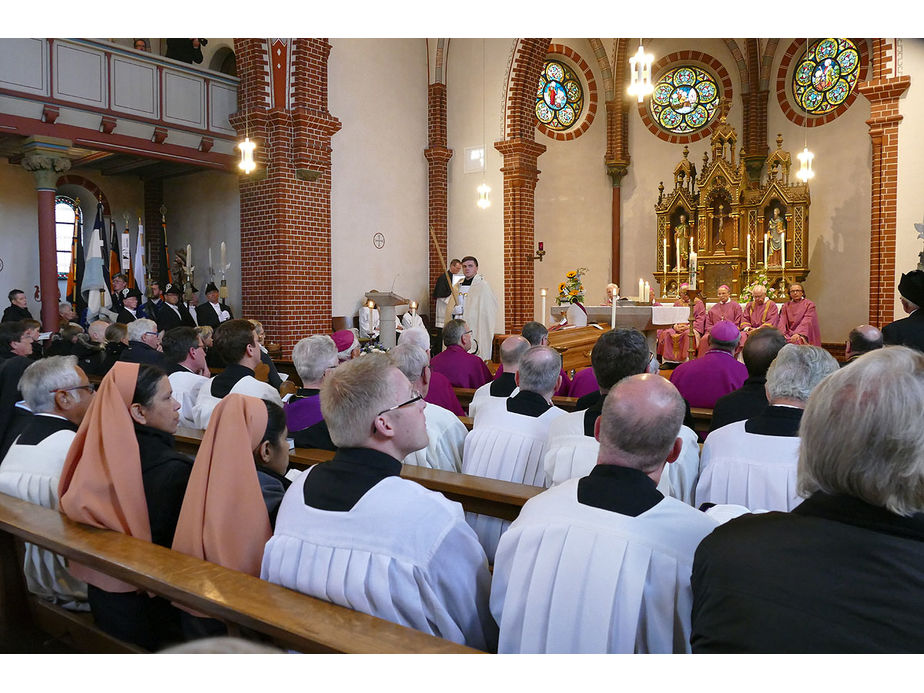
[58,361,151,593]
[171,393,272,577]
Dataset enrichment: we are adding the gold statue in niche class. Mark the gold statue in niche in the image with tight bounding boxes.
[673,213,690,270]
[767,206,786,268]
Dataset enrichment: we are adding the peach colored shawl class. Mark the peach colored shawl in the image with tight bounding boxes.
[171,394,272,577]
[58,361,150,593]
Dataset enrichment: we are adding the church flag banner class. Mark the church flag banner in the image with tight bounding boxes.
[81,202,112,321]
[134,219,146,296]
[121,224,133,287]
[109,220,121,287]
[65,212,86,315]
[160,215,172,286]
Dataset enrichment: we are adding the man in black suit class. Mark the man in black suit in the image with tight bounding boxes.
[156,283,196,332]
[141,281,163,322]
[116,287,143,323]
[195,282,233,330]
[883,269,924,352]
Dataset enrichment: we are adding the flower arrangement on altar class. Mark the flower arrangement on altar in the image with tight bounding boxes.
[556,267,589,306]
[739,270,782,303]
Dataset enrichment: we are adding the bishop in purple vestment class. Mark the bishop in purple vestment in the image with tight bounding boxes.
[671,321,748,409]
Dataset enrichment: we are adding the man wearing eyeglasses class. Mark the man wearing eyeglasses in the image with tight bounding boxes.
[263,353,497,650]
[0,355,95,609]
[429,319,492,389]
[118,318,166,368]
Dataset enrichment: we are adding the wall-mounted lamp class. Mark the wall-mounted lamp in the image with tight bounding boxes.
[531,240,546,262]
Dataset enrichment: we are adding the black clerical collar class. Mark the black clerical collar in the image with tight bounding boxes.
[303,447,403,512]
[744,405,803,436]
[460,276,474,286]
[292,387,321,400]
[16,413,78,446]
[583,395,605,437]
[211,363,255,398]
[162,362,191,375]
[795,492,924,542]
[577,465,664,517]
[506,390,552,417]
[490,371,517,397]
[740,375,767,391]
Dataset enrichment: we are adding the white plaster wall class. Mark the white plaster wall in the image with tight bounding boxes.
[766,39,871,342]
[329,38,429,322]
[163,170,241,312]
[0,162,43,317]
[533,39,611,324]
[445,38,510,332]
[896,38,924,322]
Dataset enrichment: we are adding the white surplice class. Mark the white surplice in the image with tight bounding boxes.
[461,404,565,562]
[542,409,701,505]
[0,415,88,606]
[402,402,467,473]
[461,275,498,361]
[695,420,802,511]
[168,369,210,429]
[467,381,518,419]
[191,374,283,429]
[490,478,718,653]
[261,467,496,650]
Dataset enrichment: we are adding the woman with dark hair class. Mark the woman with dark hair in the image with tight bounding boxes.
[172,394,290,637]
[58,362,192,650]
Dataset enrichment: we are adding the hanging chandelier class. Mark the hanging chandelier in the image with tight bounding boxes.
[795,39,815,183]
[238,137,256,174]
[627,41,654,103]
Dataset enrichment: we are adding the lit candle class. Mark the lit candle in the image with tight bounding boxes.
[689,236,693,262]
[644,281,650,303]
[410,300,417,316]
[675,238,681,271]
[746,233,751,271]
[610,297,616,328]
[540,288,547,324]
[538,241,544,251]
[690,252,697,286]
[763,233,768,267]
[638,278,644,302]
[781,232,786,268]
[220,242,227,269]
[663,237,668,272]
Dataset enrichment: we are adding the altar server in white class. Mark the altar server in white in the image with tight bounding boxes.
[161,327,210,429]
[192,319,281,428]
[262,353,496,650]
[0,356,94,608]
[696,344,838,511]
[462,346,566,561]
[491,373,718,653]
[468,335,528,418]
[389,342,467,472]
[544,328,700,504]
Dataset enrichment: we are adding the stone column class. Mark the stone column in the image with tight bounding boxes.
[21,136,71,331]
[606,161,629,286]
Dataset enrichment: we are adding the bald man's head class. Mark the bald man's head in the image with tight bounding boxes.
[846,324,883,359]
[596,374,685,474]
[87,320,109,344]
[500,335,530,371]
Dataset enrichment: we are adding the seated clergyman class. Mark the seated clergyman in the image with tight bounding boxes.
[261,353,497,650]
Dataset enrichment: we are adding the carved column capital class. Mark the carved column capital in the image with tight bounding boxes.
[20,136,72,189]
[606,160,630,187]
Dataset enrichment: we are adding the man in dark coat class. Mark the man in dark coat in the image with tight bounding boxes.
[116,287,144,323]
[156,283,196,333]
[691,346,924,653]
[195,283,234,330]
[118,318,165,367]
[2,289,33,323]
[141,281,164,322]
[883,269,924,352]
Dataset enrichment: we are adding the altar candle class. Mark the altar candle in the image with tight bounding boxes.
[644,281,650,303]
[690,252,697,286]
[689,236,693,258]
[186,244,192,270]
[610,298,616,328]
[208,247,213,271]
[746,233,751,271]
[763,233,768,267]
[538,241,544,251]
[540,288,547,324]
[675,238,680,271]
[410,300,417,316]
[638,278,644,302]
[220,242,227,269]
[663,237,667,272]
[781,232,786,268]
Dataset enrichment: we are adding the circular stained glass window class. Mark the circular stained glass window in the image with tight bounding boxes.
[792,38,860,115]
[649,66,720,135]
[536,59,584,131]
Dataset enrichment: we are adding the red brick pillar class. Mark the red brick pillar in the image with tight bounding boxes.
[495,138,546,333]
[233,38,341,356]
[604,39,631,285]
[858,39,910,327]
[425,82,452,301]
[144,179,164,291]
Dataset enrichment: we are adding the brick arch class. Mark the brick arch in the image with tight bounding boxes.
[637,50,734,145]
[55,175,111,216]
[536,44,598,142]
[496,38,550,333]
[777,38,871,127]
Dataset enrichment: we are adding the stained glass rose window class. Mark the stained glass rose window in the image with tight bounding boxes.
[649,66,720,135]
[792,38,860,115]
[536,59,584,131]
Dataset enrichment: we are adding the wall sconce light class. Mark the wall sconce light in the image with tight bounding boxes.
[532,240,546,262]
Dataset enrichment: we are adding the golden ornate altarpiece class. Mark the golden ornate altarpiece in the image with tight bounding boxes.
[653,112,811,301]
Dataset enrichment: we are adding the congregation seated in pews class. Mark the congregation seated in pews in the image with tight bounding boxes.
[2,293,924,654]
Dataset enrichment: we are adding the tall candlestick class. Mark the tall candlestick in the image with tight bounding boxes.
[663,237,668,272]
[610,299,616,328]
[644,281,650,303]
[638,278,644,302]
[675,238,680,271]
[220,242,227,269]
[781,232,786,269]
[540,288,547,324]
[689,235,693,259]
[746,233,751,271]
[690,252,697,287]
[763,233,768,267]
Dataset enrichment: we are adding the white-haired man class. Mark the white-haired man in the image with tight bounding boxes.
[0,355,95,608]
[692,346,924,653]
[696,344,839,512]
[468,335,529,418]
[400,327,463,415]
[389,343,467,472]
[491,374,718,653]
[430,319,492,389]
[262,353,496,650]
[462,345,566,561]
[118,318,165,367]
[285,335,338,432]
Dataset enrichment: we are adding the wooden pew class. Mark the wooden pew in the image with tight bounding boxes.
[689,408,713,437]
[0,492,479,654]
[173,428,540,522]
[453,387,579,412]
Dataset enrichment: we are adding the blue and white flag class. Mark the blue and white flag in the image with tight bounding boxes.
[80,201,112,320]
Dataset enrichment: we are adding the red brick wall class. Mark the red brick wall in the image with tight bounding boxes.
[425,82,452,304]
[144,179,164,286]
[858,40,910,326]
[233,38,341,357]
[496,39,550,333]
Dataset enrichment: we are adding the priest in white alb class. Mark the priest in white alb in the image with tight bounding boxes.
[443,256,498,361]
[491,373,718,653]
